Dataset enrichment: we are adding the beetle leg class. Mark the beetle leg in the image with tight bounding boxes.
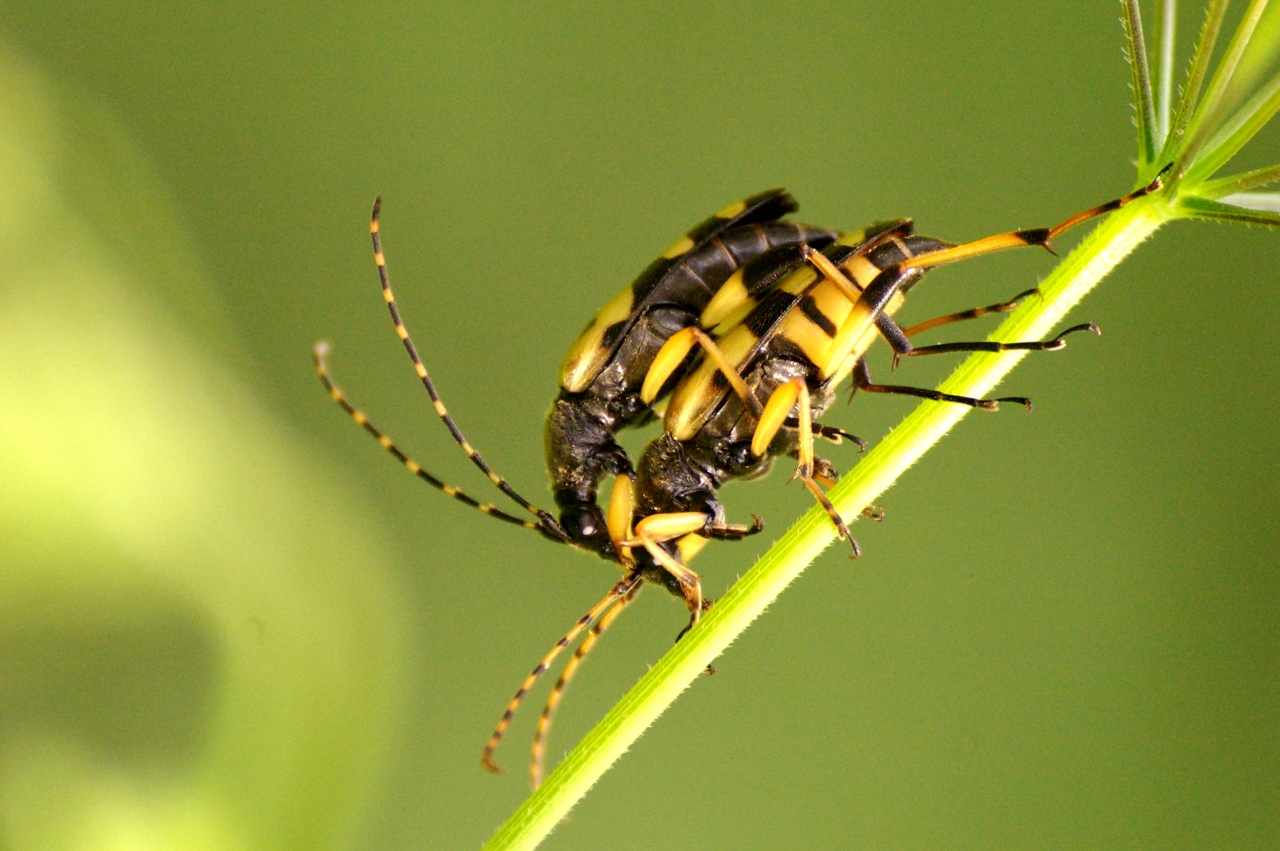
[801,244,865,303]
[605,474,635,564]
[675,532,710,563]
[794,378,860,557]
[643,326,763,417]
[900,288,1041,337]
[785,420,867,449]
[641,326,700,403]
[900,322,1101,360]
[758,378,861,557]
[626,513,710,621]
[751,377,801,457]
[883,311,1099,363]
[897,170,1166,273]
[851,357,1031,411]
[702,515,765,541]
[790,451,839,488]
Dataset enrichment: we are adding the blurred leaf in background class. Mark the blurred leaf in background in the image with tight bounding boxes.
[0,44,417,851]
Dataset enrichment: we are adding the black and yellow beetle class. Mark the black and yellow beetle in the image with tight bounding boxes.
[546,188,841,559]
[314,172,1163,788]
[313,190,842,783]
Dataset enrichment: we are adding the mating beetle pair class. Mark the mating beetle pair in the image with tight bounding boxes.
[315,173,1160,787]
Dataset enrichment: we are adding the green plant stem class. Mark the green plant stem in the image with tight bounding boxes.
[482,195,1173,851]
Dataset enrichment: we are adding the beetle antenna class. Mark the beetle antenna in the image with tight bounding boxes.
[483,572,643,775]
[529,580,642,789]
[370,198,566,540]
[314,342,566,540]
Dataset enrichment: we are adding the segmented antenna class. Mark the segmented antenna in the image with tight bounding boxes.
[530,581,642,789]
[370,198,567,540]
[314,341,544,532]
[482,572,643,774]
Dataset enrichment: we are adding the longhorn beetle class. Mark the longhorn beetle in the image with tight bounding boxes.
[547,188,842,559]
[315,171,1162,788]
[315,192,842,785]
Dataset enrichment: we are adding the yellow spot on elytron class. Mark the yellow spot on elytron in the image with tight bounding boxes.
[715,199,747,219]
[780,304,832,368]
[352,410,368,425]
[441,484,458,496]
[661,234,695,259]
[811,279,854,331]
[780,265,817,295]
[396,324,409,340]
[405,460,422,474]
[378,435,393,449]
[711,300,755,337]
[822,298,876,380]
[559,285,636,392]
[432,399,447,416]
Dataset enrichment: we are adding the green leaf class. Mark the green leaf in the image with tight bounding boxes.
[1223,190,1280,209]
[1124,0,1159,168]
[1159,0,1230,168]
[1185,64,1280,183]
[1156,0,1179,143]
[1215,2,1280,115]
[1195,162,1280,196]
[1179,192,1280,223]
[1176,0,1273,175]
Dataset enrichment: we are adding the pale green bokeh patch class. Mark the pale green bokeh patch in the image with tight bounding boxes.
[0,45,416,851]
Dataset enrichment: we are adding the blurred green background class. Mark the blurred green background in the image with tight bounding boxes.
[0,2,1275,849]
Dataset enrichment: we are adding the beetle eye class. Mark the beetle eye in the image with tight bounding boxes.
[559,504,605,543]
